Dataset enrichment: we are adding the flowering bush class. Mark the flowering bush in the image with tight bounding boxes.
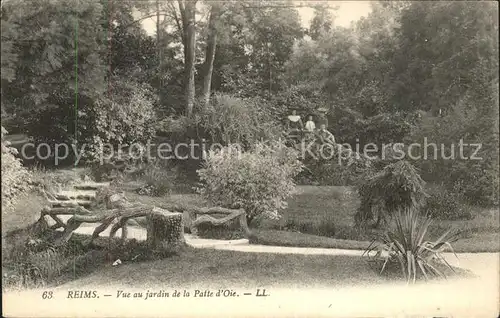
[1,126,32,212]
[197,141,303,224]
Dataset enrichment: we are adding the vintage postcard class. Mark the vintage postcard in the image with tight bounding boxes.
[2,0,499,317]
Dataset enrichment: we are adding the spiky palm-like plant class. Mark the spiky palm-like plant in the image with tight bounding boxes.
[364,208,459,283]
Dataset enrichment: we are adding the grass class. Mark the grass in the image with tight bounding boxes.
[123,190,204,208]
[124,183,499,253]
[2,169,497,290]
[250,229,499,253]
[2,229,472,291]
[2,167,86,235]
[266,185,499,252]
[2,192,47,235]
[0,169,488,290]
[0,218,420,291]
[3,173,498,254]
[2,226,185,291]
[274,185,358,230]
[59,246,470,290]
[250,229,370,250]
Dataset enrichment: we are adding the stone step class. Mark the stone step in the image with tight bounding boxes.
[73,182,110,190]
[56,190,97,200]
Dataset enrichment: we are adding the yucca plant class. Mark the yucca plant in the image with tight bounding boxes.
[364,208,460,283]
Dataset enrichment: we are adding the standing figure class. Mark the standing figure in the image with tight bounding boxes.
[304,115,316,133]
[304,115,316,141]
[286,109,303,141]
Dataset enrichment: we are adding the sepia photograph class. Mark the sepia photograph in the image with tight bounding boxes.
[1,0,499,317]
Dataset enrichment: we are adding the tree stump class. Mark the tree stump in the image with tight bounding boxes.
[182,210,194,233]
[146,208,185,251]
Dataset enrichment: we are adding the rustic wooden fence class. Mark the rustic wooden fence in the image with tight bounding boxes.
[38,182,251,250]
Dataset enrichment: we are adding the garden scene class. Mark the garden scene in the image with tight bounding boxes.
[1,0,499,316]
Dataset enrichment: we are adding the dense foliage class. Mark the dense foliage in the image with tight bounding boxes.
[83,78,156,161]
[1,0,105,142]
[356,160,427,227]
[195,93,281,147]
[1,127,31,212]
[422,186,473,221]
[1,0,498,208]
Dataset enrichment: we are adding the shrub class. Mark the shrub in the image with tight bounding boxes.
[355,160,427,228]
[409,105,499,207]
[197,140,303,225]
[195,93,281,147]
[459,164,499,207]
[294,136,376,186]
[422,187,473,220]
[155,115,195,138]
[195,218,245,240]
[364,208,459,283]
[30,166,83,195]
[330,109,416,151]
[83,78,156,162]
[298,152,375,186]
[283,216,337,237]
[136,161,179,196]
[1,126,32,212]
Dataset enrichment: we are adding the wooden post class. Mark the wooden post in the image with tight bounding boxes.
[146,208,185,251]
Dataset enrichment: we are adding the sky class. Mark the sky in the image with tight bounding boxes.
[141,1,372,35]
[297,1,372,28]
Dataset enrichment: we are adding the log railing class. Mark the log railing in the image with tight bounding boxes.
[39,182,251,250]
[156,203,251,237]
[41,203,184,249]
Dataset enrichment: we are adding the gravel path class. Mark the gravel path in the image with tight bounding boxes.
[68,223,498,268]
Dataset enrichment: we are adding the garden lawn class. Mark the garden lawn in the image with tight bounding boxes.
[123,190,205,208]
[57,247,465,290]
[250,229,370,250]
[124,184,499,253]
[3,175,498,255]
[250,229,500,253]
[270,185,500,252]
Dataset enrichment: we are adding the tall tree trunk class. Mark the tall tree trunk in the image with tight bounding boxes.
[201,4,220,109]
[179,0,197,117]
[156,0,162,100]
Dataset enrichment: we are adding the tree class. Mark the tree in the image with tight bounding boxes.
[200,3,221,109]
[1,0,105,144]
[398,1,499,205]
[308,3,335,40]
[177,0,197,117]
[207,0,304,97]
